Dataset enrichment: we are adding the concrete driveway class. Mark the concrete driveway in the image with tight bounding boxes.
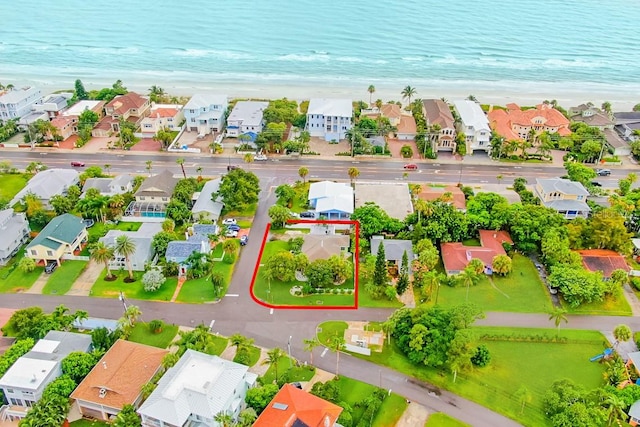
[65,260,105,296]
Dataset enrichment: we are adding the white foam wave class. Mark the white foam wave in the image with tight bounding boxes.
[334,56,363,63]
[401,56,424,62]
[173,49,251,60]
[277,54,330,62]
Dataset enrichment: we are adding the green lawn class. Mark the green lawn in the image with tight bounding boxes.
[176,254,236,303]
[205,334,229,356]
[358,276,404,308]
[290,182,310,213]
[432,255,553,313]
[347,326,606,427]
[317,321,348,346]
[233,345,261,367]
[425,413,471,427]
[42,260,87,295]
[261,356,316,385]
[127,322,179,349]
[253,241,355,307]
[224,203,258,218]
[564,286,632,316]
[0,173,29,202]
[91,270,178,301]
[69,420,109,427]
[0,249,44,293]
[373,393,408,427]
[334,376,401,426]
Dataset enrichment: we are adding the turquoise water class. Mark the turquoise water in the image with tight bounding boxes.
[1,0,639,91]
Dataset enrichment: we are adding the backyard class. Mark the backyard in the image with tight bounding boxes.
[0,249,43,293]
[42,260,88,295]
[81,221,143,255]
[91,269,178,301]
[319,321,607,427]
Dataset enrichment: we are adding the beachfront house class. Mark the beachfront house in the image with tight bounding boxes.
[226,101,269,138]
[569,104,631,156]
[137,350,257,427]
[0,209,30,266]
[453,100,491,154]
[534,178,590,219]
[0,331,92,422]
[488,103,571,142]
[63,100,106,119]
[92,92,150,137]
[25,213,88,266]
[32,93,73,119]
[614,112,640,142]
[11,168,80,209]
[184,94,228,135]
[0,87,43,121]
[422,99,457,152]
[139,104,184,137]
[306,98,353,141]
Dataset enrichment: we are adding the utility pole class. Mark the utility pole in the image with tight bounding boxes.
[288,336,292,368]
[118,291,129,324]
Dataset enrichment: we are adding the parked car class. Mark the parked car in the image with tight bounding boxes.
[590,181,602,187]
[227,165,240,172]
[240,235,248,246]
[299,211,315,218]
[45,262,57,274]
[596,168,611,176]
[225,230,238,238]
[70,161,85,167]
[403,163,418,171]
[254,153,267,161]
[227,224,241,232]
[222,218,237,225]
[82,219,95,228]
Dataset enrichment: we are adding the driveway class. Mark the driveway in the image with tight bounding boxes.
[131,138,161,152]
[387,138,419,160]
[65,260,105,296]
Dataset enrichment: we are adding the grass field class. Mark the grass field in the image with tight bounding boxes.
[233,345,261,367]
[0,249,44,293]
[127,322,179,349]
[206,334,229,356]
[345,325,606,427]
[261,356,316,385]
[91,270,178,301]
[431,255,553,313]
[425,413,471,427]
[373,393,408,427]
[176,254,235,303]
[564,286,632,316]
[317,321,348,346]
[42,260,87,295]
[0,173,29,202]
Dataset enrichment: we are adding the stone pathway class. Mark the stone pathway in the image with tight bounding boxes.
[396,402,430,427]
[170,277,187,302]
[65,260,104,296]
[219,343,237,361]
[248,348,271,376]
[24,272,49,294]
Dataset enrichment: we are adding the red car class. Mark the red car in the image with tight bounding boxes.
[403,163,418,171]
[70,161,85,167]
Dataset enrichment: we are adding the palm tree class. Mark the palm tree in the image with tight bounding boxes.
[196,166,203,179]
[548,308,568,333]
[90,242,115,279]
[347,167,360,186]
[104,164,111,175]
[237,408,257,427]
[603,393,627,426]
[329,334,346,376]
[145,160,153,176]
[467,94,478,102]
[303,338,320,365]
[401,86,417,105]
[262,347,285,382]
[161,352,180,370]
[124,305,142,326]
[108,194,126,217]
[115,235,137,280]
[213,412,234,427]
[613,324,632,349]
[298,167,309,183]
[243,153,254,169]
[459,267,480,301]
[222,238,239,261]
[262,266,275,302]
[230,333,251,351]
[176,157,186,179]
[367,85,376,106]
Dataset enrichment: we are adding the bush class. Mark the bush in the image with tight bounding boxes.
[234,346,252,366]
[142,269,166,292]
[631,277,640,292]
[400,145,413,158]
[18,257,36,273]
[471,344,491,367]
[148,320,164,333]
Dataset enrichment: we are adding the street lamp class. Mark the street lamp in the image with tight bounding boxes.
[118,291,130,325]
[288,336,292,368]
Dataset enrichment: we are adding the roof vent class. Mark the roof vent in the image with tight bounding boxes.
[273,402,288,411]
[103,361,108,369]
[30,374,37,383]
[99,388,107,399]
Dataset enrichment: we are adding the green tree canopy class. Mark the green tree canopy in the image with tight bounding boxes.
[217,169,260,212]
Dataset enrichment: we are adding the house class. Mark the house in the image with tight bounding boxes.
[32,93,73,119]
[306,98,353,141]
[26,213,87,265]
[226,101,269,138]
[417,185,467,211]
[397,114,417,141]
[184,94,228,135]
[488,103,571,142]
[453,100,491,153]
[440,230,513,275]
[0,87,43,121]
[134,170,179,204]
[139,104,185,137]
[422,99,457,151]
[82,174,134,198]
[361,104,402,126]
[99,223,162,272]
[475,185,521,204]
[11,168,80,209]
[17,110,49,130]
[308,181,354,219]
[0,209,30,266]
[300,234,350,262]
[578,249,630,279]
[62,100,106,119]
[614,112,640,142]
[49,115,77,140]
[92,92,150,137]
[0,331,92,422]
[137,350,257,427]
[534,178,590,219]
[629,400,640,427]
[370,236,414,266]
[355,183,413,220]
[569,104,614,130]
[253,383,343,427]
[71,340,168,421]
[191,178,224,221]
[603,128,631,156]
[165,225,215,275]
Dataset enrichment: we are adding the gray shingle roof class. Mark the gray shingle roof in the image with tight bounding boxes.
[12,168,79,205]
[0,209,29,253]
[193,224,219,236]
[25,331,92,362]
[165,241,203,261]
[27,213,85,250]
[536,178,589,196]
[370,237,414,262]
[82,178,112,194]
[544,199,591,212]
[136,170,178,198]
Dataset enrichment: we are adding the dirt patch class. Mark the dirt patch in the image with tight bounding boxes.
[308,137,351,156]
[131,138,162,152]
[387,138,420,159]
[124,277,137,283]
[396,402,430,427]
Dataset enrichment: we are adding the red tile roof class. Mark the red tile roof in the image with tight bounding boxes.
[398,114,417,134]
[380,103,402,120]
[149,108,179,118]
[488,103,570,140]
[253,384,343,427]
[578,249,630,278]
[417,186,466,210]
[441,230,513,274]
[487,109,519,140]
[106,92,148,115]
[50,116,75,129]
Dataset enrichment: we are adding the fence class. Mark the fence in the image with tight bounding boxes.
[62,254,90,261]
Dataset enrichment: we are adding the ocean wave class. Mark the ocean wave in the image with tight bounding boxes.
[276,54,331,62]
[172,49,252,60]
[334,56,364,63]
[401,56,424,62]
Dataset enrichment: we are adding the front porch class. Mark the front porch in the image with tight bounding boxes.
[0,405,28,424]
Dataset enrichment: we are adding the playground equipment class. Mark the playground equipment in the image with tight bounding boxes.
[590,347,614,362]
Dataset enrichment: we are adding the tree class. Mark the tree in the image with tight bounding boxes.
[262,347,285,382]
[90,241,115,279]
[213,412,233,427]
[115,234,136,280]
[151,231,176,257]
[61,351,97,383]
[613,324,632,347]
[176,157,186,178]
[491,254,512,275]
[459,265,480,301]
[401,85,417,105]
[396,250,410,295]
[237,408,258,427]
[275,184,296,206]
[112,404,142,427]
[74,79,88,100]
[329,333,346,376]
[222,238,239,261]
[217,168,260,212]
[211,272,225,299]
[42,375,77,400]
[264,251,296,282]
[18,257,36,273]
[245,383,279,414]
[142,269,166,292]
[351,202,403,239]
[548,307,568,333]
[367,85,376,106]
[447,329,476,382]
[471,344,491,367]
[298,166,309,183]
[603,393,627,427]
[305,259,335,288]
[268,204,292,228]
[153,127,175,149]
[564,162,597,186]
[145,160,153,175]
[347,166,360,185]
[91,327,122,353]
[514,385,533,415]
[373,242,389,294]
[124,305,142,326]
[548,264,605,307]
[49,194,73,215]
[303,338,320,365]
[149,85,167,103]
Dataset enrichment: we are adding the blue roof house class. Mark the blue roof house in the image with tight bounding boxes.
[165,225,216,277]
[307,181,354,219]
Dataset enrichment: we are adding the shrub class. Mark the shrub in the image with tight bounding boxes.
[471,344,491,367]
[142,269,166,292]
[400,145,413,158]
[18,257,36,273]
[234,346,252,366]
[148,320,164,334]
[631,277,640,292]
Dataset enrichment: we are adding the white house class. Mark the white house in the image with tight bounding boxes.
[184,94,228,135]
[32,93,72,119]
[0,331,92,422]
[137,350,257,427]
[139,104,185,137]
[308,181,354,219]
[306,98,352,141]
[11,168,80,209]
[82,175,134,198]
[226,101,269,138]
[453,100,491,153]
[0,208,30,266]
[0,87,43,121]
[191,178,224,221]
[99,223,161,272]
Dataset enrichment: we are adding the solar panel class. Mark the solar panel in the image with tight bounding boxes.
[273,402,289,411]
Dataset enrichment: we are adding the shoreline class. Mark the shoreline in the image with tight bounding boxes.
[3,73,638,110]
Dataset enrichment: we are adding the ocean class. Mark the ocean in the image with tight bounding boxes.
[1,0,639,104]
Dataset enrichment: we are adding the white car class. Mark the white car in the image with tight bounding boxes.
[254,153,268,161]
[222,218,237,225]
[225,230,238,238]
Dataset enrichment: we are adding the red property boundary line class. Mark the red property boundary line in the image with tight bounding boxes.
[249,219,359,310]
